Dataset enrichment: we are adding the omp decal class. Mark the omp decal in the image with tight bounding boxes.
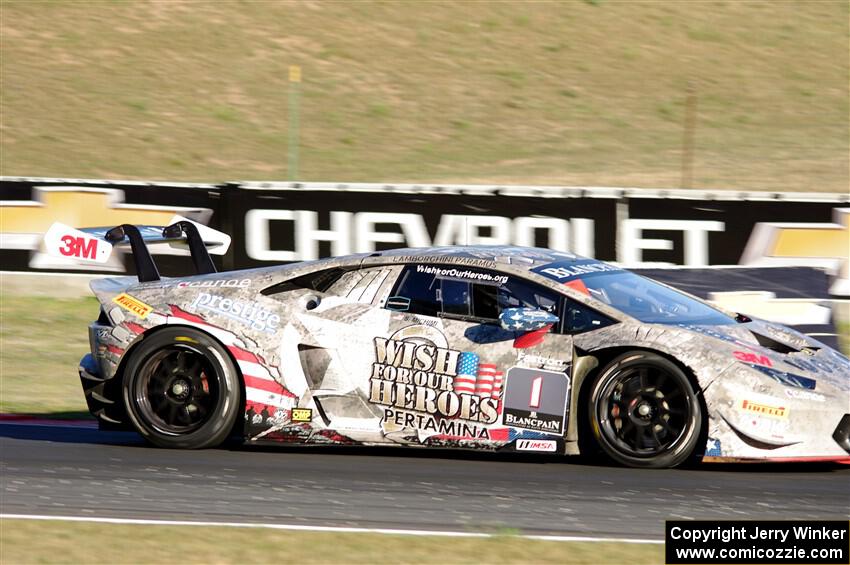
[291,408,312,422]
[189,293,280,335]
[740,207,849,296]
[502,367,570,434]
[740,399,788,419]
[733,351,772,368]
[515,439,557,452]
[112,293,153,319]
[0,514,664,544]
[532,259,623,281]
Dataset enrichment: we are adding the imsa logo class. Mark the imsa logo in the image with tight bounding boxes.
[515,439,557,452]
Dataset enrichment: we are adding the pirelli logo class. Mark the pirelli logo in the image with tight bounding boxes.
[740,399,788,419]
[112,293,153,319]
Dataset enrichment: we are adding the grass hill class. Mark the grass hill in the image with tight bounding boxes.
[1,0,847,192]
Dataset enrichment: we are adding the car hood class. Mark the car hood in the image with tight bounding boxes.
[674,318,850,391]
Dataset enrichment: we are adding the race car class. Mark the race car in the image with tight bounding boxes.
[45,220,850,468]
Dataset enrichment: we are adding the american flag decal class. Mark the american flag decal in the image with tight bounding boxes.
[454,352,503,403]
[167,305,295,418]
[454,352,478,395]
[491,370,504,401]
[474,364,497,397]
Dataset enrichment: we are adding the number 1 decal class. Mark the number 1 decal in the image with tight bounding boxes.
[503,367,571,434]
[529,376,542,408]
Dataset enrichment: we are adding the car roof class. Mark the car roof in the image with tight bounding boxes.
[362,245,587,271]
[189,245,608,293]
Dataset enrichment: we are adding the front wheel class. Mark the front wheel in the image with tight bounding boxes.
[587,351,702,468]
[122,327,241,449]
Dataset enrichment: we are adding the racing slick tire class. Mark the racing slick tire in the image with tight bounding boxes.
[587,351,702,468]
[122,327,241,449]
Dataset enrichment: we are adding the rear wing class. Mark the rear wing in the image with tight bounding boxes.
[42,215,231,282]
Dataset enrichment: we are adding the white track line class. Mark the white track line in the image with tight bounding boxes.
[0,514,663,544]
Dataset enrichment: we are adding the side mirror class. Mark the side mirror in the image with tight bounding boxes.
[499,307,559,332]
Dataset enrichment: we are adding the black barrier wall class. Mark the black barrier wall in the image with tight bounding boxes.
[223,185,618,270]
[1,177,847,294]
[0,177,225,277]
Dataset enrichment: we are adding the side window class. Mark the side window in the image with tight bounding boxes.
[265,267,395,306]
[344,268,391,304]
[495,279,559,315]
[564,299,615,333]
[262,267,347,296]
[440,279,471,316]
[471,283,499,319]
[390,265,441,316]
[389,265,562,330]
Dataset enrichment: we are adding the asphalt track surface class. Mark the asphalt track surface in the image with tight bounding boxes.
[1,422,848,540]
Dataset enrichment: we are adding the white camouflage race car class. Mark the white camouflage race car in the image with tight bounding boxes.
[46,220,850,468]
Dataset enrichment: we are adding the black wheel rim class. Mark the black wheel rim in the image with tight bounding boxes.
[596,364,692,459]
[134,345,219,435]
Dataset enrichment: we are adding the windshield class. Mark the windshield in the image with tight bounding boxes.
[570,271,737,326]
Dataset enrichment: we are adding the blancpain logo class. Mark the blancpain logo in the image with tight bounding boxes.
[504,414,561,431]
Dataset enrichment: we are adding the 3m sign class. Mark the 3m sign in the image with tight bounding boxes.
[42,223,112,263]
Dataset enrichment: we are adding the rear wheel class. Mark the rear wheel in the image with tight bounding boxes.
[587,351,701,468]
[122,327,240,449]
